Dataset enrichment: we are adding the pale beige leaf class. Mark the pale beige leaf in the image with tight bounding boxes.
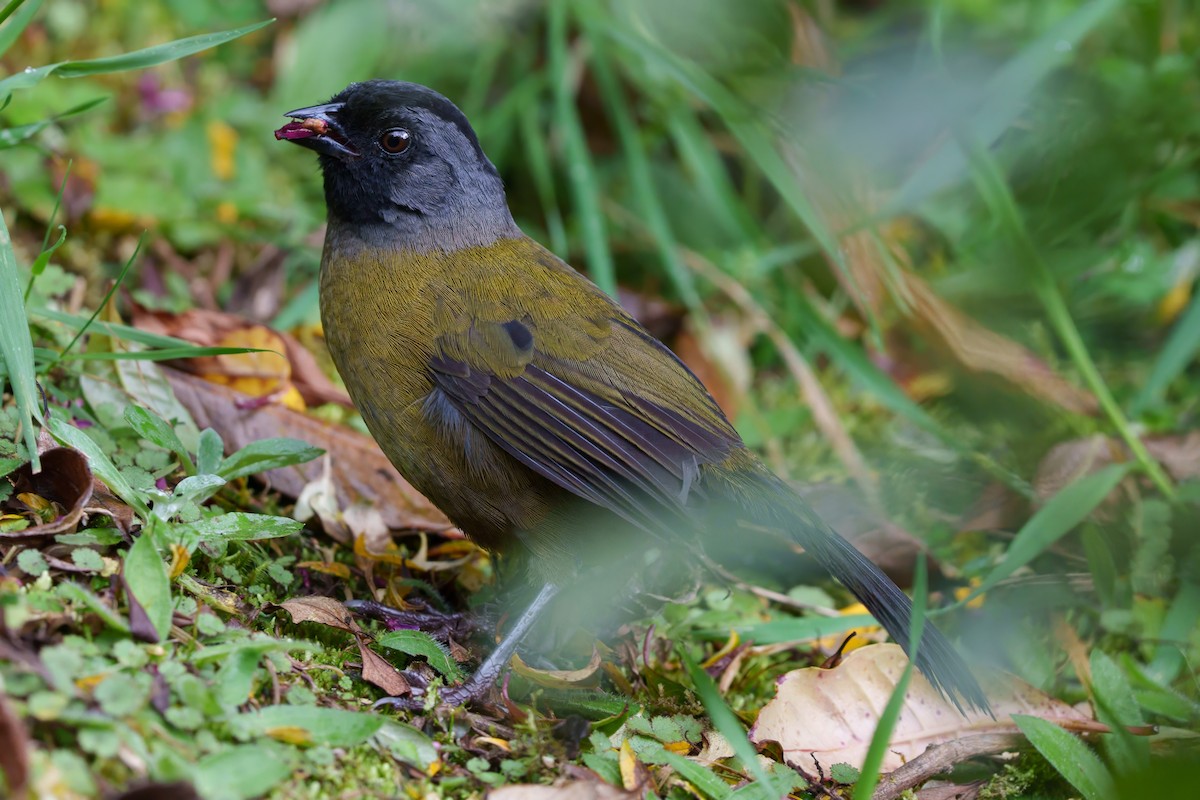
[750,644,1101,773]
[488,781,635,800]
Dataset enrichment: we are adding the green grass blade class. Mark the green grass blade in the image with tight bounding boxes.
[518,95,569,256]
[47,416,149,518]
[1013,715,1116,800]
[584,27,699,310]
[853,558,927,800]
[681,651,784,797]
[1131,289,1200,415]
[958,128,1173,498]
[547,0,615,296]
[969,463,1130,602]
[63,347,272,362]
[0,0,41,58]
[0,19,273,96]
[0,198,41,470]
[889,0,1122,213]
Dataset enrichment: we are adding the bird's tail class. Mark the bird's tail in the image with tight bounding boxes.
[723,467,992,715]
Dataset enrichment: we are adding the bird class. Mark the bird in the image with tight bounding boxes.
[275,79,990,714]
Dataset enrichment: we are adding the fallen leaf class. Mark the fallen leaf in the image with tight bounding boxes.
[359,645,411,697]
[0,448,93,540]
[511,647,602,689]
[276,596,409,696]
[750,643,1105,774]
[163,367,456,533]
[489,780,637,800]
[131,306,351,409]
[277,595,358,632]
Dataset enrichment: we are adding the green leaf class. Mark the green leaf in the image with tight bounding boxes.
[0,97,106,149]
[1132,290,1200,414]
[889,0,1122,212]
[0,191,41,470]
[970,464,1131,601]
[645,743,731,799]
[125,406,196,474]
[197,428,224,475]
[682,651,782,797]
[0,20,274,98]
[853,559,927,799]
[180,512,302,542]
[376,630,465,682]
[192,744,294,800]
[1089,650,1148,777]
[48,416,149,518]
[0,0,43,58]
[735,614,874,645]
[1014,715,1116,800]
[218,438,323,481]
[57,580,129,633]
[233,706,385,747]
[66,346,270,362]
[124,532,172,642]
[17,548,47,576]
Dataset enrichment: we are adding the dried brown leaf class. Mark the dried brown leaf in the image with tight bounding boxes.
[163,367,455,533]
[0,691,30,800]
[0,448,93,540]
[277,596,359,633]
[750,644,1101,773]
[358,642,410,696]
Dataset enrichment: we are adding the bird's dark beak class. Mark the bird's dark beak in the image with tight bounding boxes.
[275,102,358,158]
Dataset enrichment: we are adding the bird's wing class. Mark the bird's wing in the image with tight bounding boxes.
[428,302,739,534]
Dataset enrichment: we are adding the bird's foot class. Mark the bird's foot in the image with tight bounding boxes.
[373,683,477,712]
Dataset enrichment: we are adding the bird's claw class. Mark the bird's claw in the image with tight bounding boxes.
[373,685,475,712]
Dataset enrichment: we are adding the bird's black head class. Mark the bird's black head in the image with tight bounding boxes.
[277,80,515,247]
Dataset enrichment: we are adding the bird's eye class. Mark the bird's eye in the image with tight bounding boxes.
[379,128,412,154]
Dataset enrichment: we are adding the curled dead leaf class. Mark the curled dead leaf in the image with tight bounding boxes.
[510,647,602,689]
[750,643,1105,774]
[1,448,93,540]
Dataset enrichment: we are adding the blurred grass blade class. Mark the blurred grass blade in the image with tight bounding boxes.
[63,346,270,362]
[889,0,1121,213]
[1013,715,1116,800]
[0,200,41,470]
[518,95,569,256]
[1131,290,1200,415]
[681,650,784,796]
[0,19,273,97]
[1,96,105,150]
[970,463,1130,602]
[0,0,40,57]
[1147,582,1200,684]
[584,24,699,309]
[547,0,615,296]
[958,125,1173,497]
[33,307,232,352]
[1088,650,1148,778]
[853,558,926,800]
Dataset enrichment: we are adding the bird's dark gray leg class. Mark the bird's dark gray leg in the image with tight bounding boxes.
[374,581,562,710]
